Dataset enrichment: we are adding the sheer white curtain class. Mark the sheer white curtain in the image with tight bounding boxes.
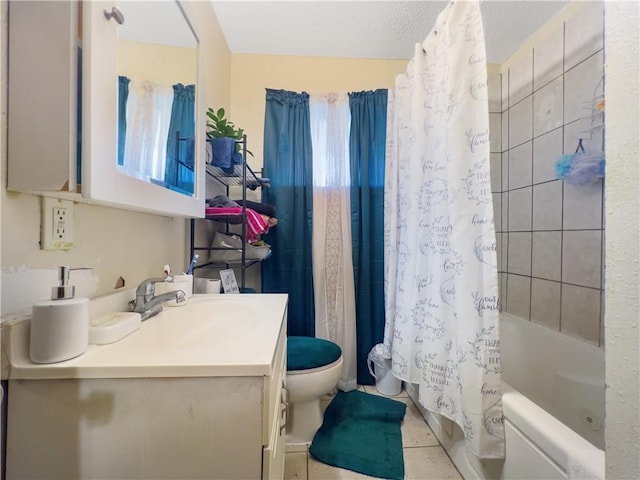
[309,93,357,392]
[122,79,173,182]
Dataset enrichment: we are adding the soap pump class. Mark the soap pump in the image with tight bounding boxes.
[30,266,90,364]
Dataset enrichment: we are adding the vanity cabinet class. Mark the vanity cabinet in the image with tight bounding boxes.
[4,294,288,479]
[7,0,206,217]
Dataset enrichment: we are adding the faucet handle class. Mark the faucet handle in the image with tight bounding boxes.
[136,277,168,294]
[175,290,187,304]
[145,281,156,296]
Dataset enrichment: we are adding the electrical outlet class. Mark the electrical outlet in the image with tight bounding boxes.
[41,197,74,250]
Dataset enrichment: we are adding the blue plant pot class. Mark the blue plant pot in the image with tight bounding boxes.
[210,137,236,169]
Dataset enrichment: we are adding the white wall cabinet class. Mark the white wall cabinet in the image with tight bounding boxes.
[7,1,79,193]
[7,0,206,218]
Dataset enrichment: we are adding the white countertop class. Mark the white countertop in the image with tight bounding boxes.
[2,294,288,380]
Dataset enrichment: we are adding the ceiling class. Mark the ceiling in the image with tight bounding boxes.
[212,1,569,64]
[119,1,197,48]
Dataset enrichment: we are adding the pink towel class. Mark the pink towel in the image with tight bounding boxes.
[205,207,269,243]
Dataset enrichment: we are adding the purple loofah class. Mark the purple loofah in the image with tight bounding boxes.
[564,152,605,185]
[555,138,605,185]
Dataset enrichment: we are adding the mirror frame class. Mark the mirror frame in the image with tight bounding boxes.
[82,0,205,218]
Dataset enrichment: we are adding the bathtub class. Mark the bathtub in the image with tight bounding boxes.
[406,313,605,479]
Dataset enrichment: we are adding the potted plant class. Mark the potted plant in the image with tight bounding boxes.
[206,107,252,170]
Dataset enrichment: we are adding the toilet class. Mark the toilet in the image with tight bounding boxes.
[286,336,343,443]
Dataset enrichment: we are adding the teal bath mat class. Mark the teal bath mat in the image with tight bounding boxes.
[309,390,407,480]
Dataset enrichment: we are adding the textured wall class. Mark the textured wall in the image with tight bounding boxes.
[604,2,640,478]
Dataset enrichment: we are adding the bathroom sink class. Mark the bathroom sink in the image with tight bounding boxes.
[3,293,289,379]
[136,295,262,350]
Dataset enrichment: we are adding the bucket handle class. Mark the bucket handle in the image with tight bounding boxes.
[367,359,378,380]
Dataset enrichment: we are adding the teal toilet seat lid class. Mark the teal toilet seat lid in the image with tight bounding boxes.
[287,336,342,371]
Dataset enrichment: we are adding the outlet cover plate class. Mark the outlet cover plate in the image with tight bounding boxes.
[41,197,74,250]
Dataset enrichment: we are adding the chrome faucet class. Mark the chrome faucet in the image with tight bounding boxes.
[131,277,187,321]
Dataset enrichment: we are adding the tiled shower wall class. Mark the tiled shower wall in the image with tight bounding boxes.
[490,1,605,347]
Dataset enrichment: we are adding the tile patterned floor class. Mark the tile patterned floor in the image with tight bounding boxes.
[284,385,462,480]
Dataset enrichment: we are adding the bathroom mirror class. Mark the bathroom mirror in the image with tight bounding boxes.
[82,0,205,217]
[117,1,198,197]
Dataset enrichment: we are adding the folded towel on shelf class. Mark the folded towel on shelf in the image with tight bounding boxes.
[208,195,239,208]
[234,199,276,217]
[247,178,270,190]
[205,207,270,243]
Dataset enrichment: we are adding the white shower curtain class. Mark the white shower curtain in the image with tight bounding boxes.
[310,93,358,392]
[384,0,504,458]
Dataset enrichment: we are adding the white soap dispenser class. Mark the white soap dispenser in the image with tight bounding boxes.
[30,266,89,364]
